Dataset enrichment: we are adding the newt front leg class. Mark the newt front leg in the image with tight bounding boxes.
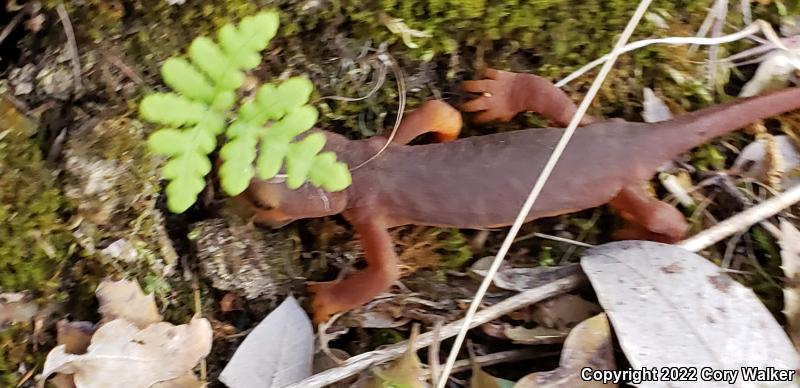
[383,100,463,144]
[308,215,399,323]
[462,68,595,126]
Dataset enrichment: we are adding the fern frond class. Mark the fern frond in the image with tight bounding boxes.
[140,11,279,213]
[143,10,351,213]
[219,76,351,196]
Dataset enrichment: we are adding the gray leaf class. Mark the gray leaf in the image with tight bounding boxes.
[581,241,799,388]
[220,295,314,388]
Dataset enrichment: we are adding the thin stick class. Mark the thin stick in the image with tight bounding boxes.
[556,22,761,87]
[0,5,26,49]
[428,321,443,388]
[435,3,653,386]
[282,271,584,388]
[513,232,595,248]
[55,3,82,93]
[706,0,728,88]
[679,184,800,252]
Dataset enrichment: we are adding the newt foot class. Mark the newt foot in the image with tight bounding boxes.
[308,280,348,324]
[461,68,524,123]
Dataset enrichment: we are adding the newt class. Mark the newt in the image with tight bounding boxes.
[236,69,800,322]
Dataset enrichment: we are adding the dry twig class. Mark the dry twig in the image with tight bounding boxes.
[55,3,82,94]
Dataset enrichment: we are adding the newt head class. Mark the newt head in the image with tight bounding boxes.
[235,177,348,227]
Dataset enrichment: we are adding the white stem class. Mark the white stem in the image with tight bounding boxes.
[556,22,761,87]
[679,184,800,252]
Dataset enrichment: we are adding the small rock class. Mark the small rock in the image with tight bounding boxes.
[190,218,300,300]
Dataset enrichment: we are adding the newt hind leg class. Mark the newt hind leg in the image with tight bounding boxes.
[308,216,399,323]
[386,100,463,145]
[608,185,688,244]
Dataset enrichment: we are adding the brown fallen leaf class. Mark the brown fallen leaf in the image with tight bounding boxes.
[42,317,211,388]
[515,313,616,388]
[96,278,161,328]
[780,219,800,348]
[56,320,94,354]
[531,294,602,330]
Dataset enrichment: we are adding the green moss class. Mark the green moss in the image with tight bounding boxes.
[0,324,31,386]
[0,100,71,293]
[0,99,71,383]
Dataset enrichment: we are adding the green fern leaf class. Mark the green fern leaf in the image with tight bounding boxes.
[255,137,289,180]
[268,105,319,140]
[143,10,351,212]
[217,25,263,70]
[189,37,246,90]
[143,11,281,213]
[147,129,187,155]
[255,77,314,120]
[166,175,207,213]
[284,132,326,189]
[194,113,226,135]
[139,93,206,125]
[225,121,260,140]
[161,152,212,179]
[211,90,237,111]
[236,99,264,123]
[218,158,255,195]
[239,12,279,51]
[308,152,352,192]
[161,58,215,103]
[220,136,258,163]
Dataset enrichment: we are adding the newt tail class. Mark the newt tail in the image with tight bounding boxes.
[238,69,800,322]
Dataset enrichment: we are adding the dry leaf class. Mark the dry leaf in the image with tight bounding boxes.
[219,296,314,388]
[733,135,800,189]
[739,51,800,98]
[42,317,212,388]
[581,241,800,385]
[56,320,94,354]
[503,326,568,345]
[781,219,800,348]
[96,278,161,328]
[358,325,426,388]
[515,313,615,387]
[0,292,38,325]
[531,294,602,330]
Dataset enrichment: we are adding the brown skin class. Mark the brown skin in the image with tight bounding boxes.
[238,69,800,322]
